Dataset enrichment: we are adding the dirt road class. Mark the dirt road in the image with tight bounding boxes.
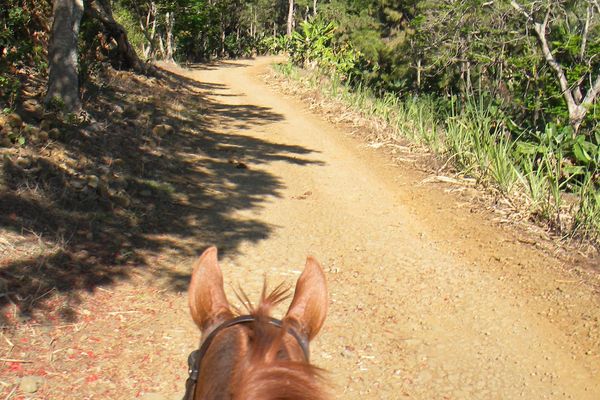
[162,58,600,398]
[4,57,600,399]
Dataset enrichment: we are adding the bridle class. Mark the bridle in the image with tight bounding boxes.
[182,315,310,400]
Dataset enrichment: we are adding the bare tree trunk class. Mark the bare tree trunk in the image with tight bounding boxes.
[157,34,165,59]
[132,0,157,59]
[253,6,257,37]
[46,0,84,112]
[416,59,421,89]
[165,11,175,62]
[144,2,158,59]
[313,0,317,16]
[250,7,254,39]
[287,0,294,36]
[84,0,148,73]
[221,28,225,57]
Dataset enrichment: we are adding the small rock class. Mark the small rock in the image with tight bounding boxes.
[23,125,39,136]
[228,158,248,169]
[340,346,354,358]
[98,165,111,176]
[70,179,86,190]
[112,191,131,207]
[87,175,100,189]
[40,119,52,131]
[75,250,89,260]
[15,156,31,169]
[22,99,44,120]
[38,130,49,142]
[123,104,138,117]
[48,128,61,139]
[112,104,124,115]
[19,376,44,393]
[6,113,23,128]
[0,136,11,147]
[152,124,174,137]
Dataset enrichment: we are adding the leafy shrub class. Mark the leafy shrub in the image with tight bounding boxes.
[0,1,49,108]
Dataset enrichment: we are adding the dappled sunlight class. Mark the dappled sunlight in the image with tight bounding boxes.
[0,64,323,325]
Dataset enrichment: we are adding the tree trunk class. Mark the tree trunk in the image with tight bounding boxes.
[165,11,175,62]
[45,0,84,112]
[416,58,421,89]
[157,34,165,59]
[84,0,148,73]
[221,27,225,57]
[143,2,158,59]
[287,0,294,36]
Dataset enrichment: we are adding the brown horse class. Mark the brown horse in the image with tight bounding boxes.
[184,247,329,400]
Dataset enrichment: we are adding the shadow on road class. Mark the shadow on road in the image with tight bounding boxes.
[0,64,322,325]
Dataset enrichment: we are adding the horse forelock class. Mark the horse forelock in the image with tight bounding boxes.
[228,282,328,400]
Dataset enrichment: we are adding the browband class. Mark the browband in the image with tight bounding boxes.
[182,315,310,400]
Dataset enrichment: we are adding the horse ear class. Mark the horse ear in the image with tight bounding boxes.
[284,256,328,341]
[188,246,232,332]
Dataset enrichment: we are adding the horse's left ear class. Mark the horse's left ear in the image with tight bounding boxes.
[188,247,232,332]
[284,256,328,341]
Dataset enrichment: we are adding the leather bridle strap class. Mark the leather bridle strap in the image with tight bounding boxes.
[182,315,310,400]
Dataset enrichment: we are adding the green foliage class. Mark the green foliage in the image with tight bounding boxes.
[113,3,147,55]
[258,35,289,54]
[515,124,599,182]
[0,74,21,108]
[275,60,600,241]
[0,0,49,108]
[288,20,336,66]
[573,175,600,242]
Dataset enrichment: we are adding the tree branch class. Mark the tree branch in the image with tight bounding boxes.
[511,0,600,132]
[529,9,576,113]
[582,73,600,106]
[580,6,591,59]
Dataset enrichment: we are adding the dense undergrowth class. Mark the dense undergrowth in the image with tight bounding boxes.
[273,61,599,245]
[260,13,599,246]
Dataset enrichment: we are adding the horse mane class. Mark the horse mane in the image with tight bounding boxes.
[232,283,328,400]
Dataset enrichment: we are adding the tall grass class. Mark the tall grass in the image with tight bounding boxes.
[273,62,600,244]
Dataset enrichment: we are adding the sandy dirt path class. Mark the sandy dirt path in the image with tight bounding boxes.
[3,57,599,399]
[159,58,600,399]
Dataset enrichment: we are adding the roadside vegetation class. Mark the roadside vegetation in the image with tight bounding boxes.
[261,2,600,246]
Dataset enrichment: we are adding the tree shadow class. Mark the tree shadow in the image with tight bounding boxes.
[0,64,323,325]
[184,61,251,71]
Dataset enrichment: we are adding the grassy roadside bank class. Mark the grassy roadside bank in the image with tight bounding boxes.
[270,62,599,251]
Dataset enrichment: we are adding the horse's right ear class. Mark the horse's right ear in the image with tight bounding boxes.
[284,256,328,341]
[188,247,232,332]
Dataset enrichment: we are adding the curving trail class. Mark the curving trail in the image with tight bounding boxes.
[6,57,598,399]
[160,57,600,399]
